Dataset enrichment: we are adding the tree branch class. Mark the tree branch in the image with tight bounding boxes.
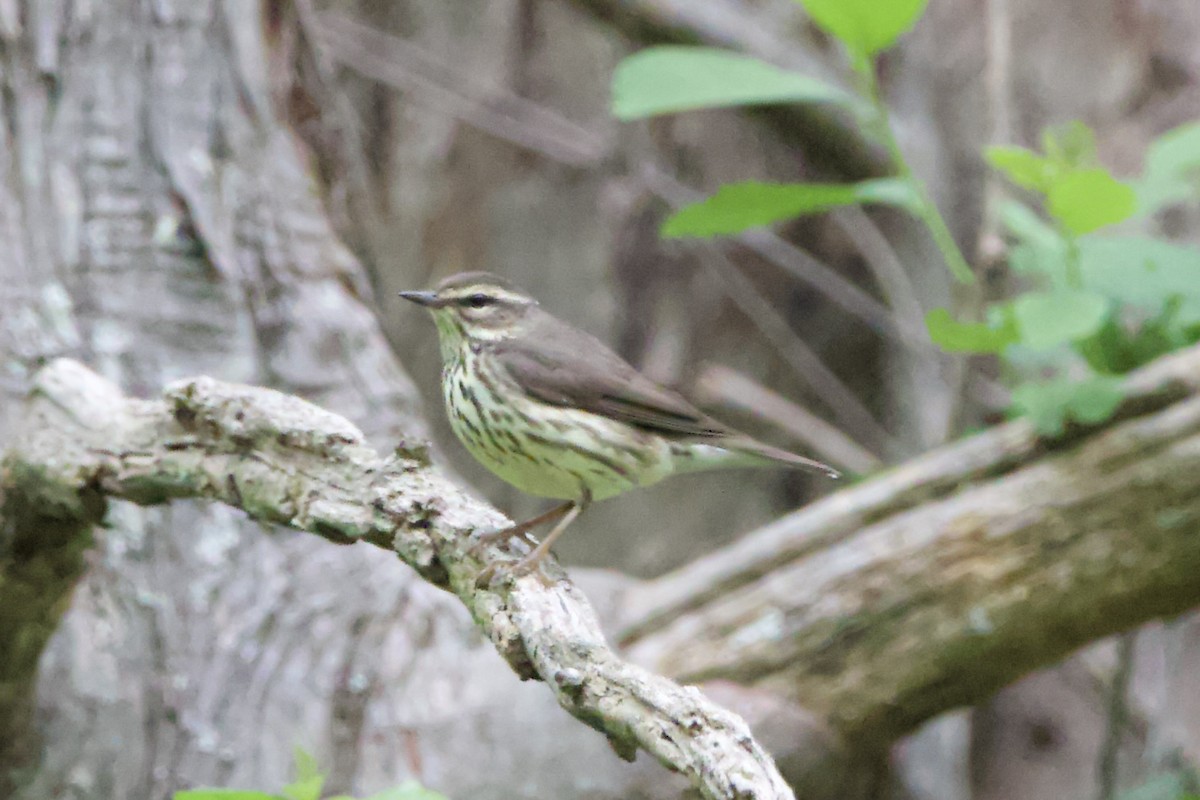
[622,344,1200,746]
[0,359,794,800]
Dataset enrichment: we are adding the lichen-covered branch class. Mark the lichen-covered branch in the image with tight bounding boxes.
[0,359,793,800]
[623,345,1200,745]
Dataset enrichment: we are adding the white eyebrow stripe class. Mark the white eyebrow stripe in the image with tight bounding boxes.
[443,287,528,304]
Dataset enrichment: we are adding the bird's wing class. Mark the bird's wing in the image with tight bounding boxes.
[493,319,729,439]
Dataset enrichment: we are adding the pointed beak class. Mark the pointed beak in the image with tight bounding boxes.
[398,290,442,308]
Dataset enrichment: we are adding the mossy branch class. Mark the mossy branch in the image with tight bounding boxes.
[622,343,1200,745]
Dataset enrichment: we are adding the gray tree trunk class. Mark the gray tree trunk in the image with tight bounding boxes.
[0,3,662,798]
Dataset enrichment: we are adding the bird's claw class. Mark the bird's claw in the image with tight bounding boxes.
[473,555,557,590]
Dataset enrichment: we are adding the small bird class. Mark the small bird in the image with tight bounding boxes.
[400,272,838,581]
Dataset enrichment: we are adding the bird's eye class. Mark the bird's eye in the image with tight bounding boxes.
[463,294,492,309]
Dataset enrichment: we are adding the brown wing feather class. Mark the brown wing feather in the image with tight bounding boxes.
[493,315,730,439]
[493,314,841,478]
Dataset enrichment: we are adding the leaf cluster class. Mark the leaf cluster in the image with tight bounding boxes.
[934,122,1200,433]
[174,749,449,800]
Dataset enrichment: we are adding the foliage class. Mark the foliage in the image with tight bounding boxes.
[660,179,917,237]
[962,121,1200,434]
[1118,768,1200,800]
[610,0,1200,437]
[612,46,850,119]
[174,749,448,800]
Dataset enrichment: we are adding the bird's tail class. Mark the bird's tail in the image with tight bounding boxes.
[672,438,841,479]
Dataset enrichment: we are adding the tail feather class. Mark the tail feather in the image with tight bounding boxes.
[673,438,841,479]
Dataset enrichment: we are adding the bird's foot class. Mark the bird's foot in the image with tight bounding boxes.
[473,553,557,590]
[469,499,581,590]
[466,523,531,561]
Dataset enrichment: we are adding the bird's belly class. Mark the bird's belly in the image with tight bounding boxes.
[442,372,672,501]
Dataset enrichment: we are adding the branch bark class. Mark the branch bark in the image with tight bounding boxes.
[623,344,1200,746]
[0,359,794,800]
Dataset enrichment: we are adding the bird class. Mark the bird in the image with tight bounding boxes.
[399,271,839,582]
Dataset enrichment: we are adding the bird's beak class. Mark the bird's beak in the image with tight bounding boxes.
[398,290,442,308]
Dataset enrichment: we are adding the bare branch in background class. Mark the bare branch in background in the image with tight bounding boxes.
[692,244,900,456]
[316,12,609,168]
[943,0,1014,436]
[978,0,1014,268]
[0,360,795,800]
[621,343,1200,744]
[1096,633,1138,800]
[695,363,884,475]
[828,207,927,340]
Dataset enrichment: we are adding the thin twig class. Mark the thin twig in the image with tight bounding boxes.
[315,12,609,168]
[828,206,927,338]
[695,362,883,474]
[693,243,899,455]
[857,63,973,284]
[1097,633,1137,800]
[978,0,1013,268]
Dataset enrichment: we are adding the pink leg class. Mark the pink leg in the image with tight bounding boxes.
[469,501,574,555]
[475,490,591,587]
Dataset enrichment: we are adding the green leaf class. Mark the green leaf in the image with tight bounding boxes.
[1116,770,1194,800]
[282,748,324,800]
[1135,120,1200,215]
[1001,200,1068,281]
[362,781,451,800]
[1077,297,1190,375]
[293,748,321,782]
[852,178,922,211]
[662,179,914,238]
[1041,120,1098,171]
[612,47,849,120]
[1011,375,1124,436]
[986,146,1056,193]
[282,777,323,800]
[1047,169,1137,235]
[173,792,282,800]
[1000,200,1061,248]
[1078,236,1200,324]
[1012,290,1109,349]
[1000,200,1069,281]
[796,0,929,56]
[925,308,1018,353]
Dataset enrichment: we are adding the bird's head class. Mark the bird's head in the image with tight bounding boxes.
[400,272,538,358]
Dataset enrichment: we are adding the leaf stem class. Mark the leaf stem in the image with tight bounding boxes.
[1064,234,1083,289]
[858,60,975,284]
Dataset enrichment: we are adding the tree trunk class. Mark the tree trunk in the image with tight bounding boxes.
[0,2,666,798]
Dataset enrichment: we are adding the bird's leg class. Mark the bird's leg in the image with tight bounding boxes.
[469,500,574,557]
[513,500,584,574]
[475,490,591,588]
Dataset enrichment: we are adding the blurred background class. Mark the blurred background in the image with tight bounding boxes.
[0,0,1198,799]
